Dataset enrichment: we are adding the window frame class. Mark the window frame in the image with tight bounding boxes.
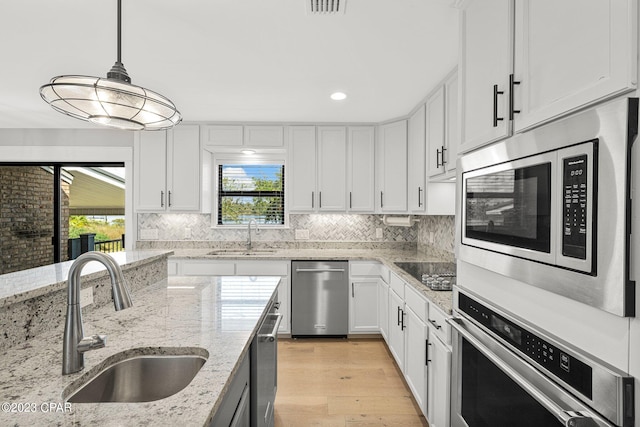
[212,154,288,228]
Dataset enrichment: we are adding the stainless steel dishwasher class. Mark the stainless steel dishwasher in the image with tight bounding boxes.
[291,260,349,337]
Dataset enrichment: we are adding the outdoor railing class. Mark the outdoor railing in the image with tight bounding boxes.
[68,234,125,260]
[94,238,124,253]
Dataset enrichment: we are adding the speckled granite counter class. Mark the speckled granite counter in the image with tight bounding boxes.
[0,275,280,427]
[170,247,454,314]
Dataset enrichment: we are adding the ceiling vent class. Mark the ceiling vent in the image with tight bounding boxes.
[307,0,346,14]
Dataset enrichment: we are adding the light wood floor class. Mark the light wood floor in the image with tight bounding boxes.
[274,338,429,427]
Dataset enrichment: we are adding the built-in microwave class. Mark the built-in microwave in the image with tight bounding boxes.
[456,97,638,317]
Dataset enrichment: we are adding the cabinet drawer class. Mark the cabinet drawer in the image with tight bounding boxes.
[427,303,451,345]
[182,261,236,276]
[389,272,405,298]
[404,284,428,323]
[350,261,382,277]
[235,261,288,276]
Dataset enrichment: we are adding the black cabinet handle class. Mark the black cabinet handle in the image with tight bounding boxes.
[160,191,164,208]
[441,145,447,166]
[436,148,441,168]
[401,309,406,331]
[426,339,431,365]
[349,192,352,209]
[493,84,505,127]
[168,190,172,207]
[311,191,314,208]
[509,74,521,120]
[418,187,423,207]
[380,191,384,208]
[429,319,442,330]
[319,191,322,208]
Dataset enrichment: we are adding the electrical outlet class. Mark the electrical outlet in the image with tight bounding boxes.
[375,228,383,239]
[295,229,310,240]
[80,287,94,308]
[140,228,159,240]
[184,228,192,239]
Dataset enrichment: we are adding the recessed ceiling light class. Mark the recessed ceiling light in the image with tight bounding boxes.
[330,92,347,101]
[241,149,256,155]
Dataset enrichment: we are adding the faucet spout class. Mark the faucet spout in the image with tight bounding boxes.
[246,219,260,250]
[63,251,133,375]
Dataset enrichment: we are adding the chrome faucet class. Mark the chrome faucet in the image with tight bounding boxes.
[246,219,260,250]
[62,251,133,375]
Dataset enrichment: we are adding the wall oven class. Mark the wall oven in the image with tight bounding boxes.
[449,288,634,427]
[457,97,638,317]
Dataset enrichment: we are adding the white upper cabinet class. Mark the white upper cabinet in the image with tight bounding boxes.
[377,120,408,213]
[347,127,376,212]
[317,126,347,211]
[459,0,513,153]
[459,0,637,153]
[288,126,317,212]
[426,87,447,178]
[408,105,426,213]
[135,124,201,212]
[201,125,284,148]
[512,0,637,133]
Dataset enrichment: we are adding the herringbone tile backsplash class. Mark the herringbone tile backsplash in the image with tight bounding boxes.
[137,213,454,255]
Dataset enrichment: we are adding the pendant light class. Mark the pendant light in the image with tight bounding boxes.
[39,0,181,131]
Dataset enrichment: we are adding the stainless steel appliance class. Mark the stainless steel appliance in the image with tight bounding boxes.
[291,260,348,337]
[449,288,634,427]
[251,294,282,427]
[457,97,638,317]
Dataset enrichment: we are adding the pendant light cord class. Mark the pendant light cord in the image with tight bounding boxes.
[116,0,122,64]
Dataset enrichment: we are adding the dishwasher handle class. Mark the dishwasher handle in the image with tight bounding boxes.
[258,313,283,342]
[295,268,346,273]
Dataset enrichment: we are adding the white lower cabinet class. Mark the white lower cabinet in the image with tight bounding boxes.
[404,305,428,414]
[349,261,383,334]
[427,328,451,427]
[349,278,380,333]
[387,288,405,371]
[378,280,389,341]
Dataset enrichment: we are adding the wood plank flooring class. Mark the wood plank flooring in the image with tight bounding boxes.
[274,338,429,427]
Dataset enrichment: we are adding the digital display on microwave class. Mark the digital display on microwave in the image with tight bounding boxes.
[465,163,552,253]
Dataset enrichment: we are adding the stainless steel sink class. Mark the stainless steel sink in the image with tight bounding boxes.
[207,249,276,255]
[65,354,207,403]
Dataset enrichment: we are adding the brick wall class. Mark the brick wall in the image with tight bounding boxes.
[0,167,70,274]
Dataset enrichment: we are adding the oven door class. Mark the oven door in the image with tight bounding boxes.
[449,317,616,427]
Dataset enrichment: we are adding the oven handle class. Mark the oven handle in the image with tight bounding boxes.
[258,313,283,342]
[448,318,602,427]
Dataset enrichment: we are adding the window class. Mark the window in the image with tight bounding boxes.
[217,164,285,225]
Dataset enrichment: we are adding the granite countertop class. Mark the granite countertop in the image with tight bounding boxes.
[0,275,280,426]
[0,250,174,307]
[170,247,454,314]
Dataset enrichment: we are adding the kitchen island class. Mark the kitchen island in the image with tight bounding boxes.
[0,274,280,426]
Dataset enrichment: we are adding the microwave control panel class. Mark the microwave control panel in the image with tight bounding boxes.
[562,154,588,259]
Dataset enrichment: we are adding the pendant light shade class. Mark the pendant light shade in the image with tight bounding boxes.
[39,1,181,131]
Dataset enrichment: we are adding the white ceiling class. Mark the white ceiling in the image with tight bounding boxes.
[0,0,459,129]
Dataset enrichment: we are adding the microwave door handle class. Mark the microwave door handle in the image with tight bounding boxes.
[448,318,601,427]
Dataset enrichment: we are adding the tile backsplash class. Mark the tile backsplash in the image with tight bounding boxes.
[137,213,455,255]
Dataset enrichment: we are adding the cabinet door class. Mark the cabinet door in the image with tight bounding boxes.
[427,330,451,427]
[349,278,379,333]
[378,280,389,341]
[444,70,459,174]
[288,126,317,212]
[347,127,375,212]
[459,0,513,153]
[513,0,637,133]
[404,306,428,416]
[317,126,347,211]
[167,124,200,211]
[427,87,446,178]
[408,105,426,213]
[244,126,284,147]
[387,289,405,371]
[135,131,167,211]
[378,120,408,212]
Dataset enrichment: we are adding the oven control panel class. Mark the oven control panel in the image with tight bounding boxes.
[459,292,593,400]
